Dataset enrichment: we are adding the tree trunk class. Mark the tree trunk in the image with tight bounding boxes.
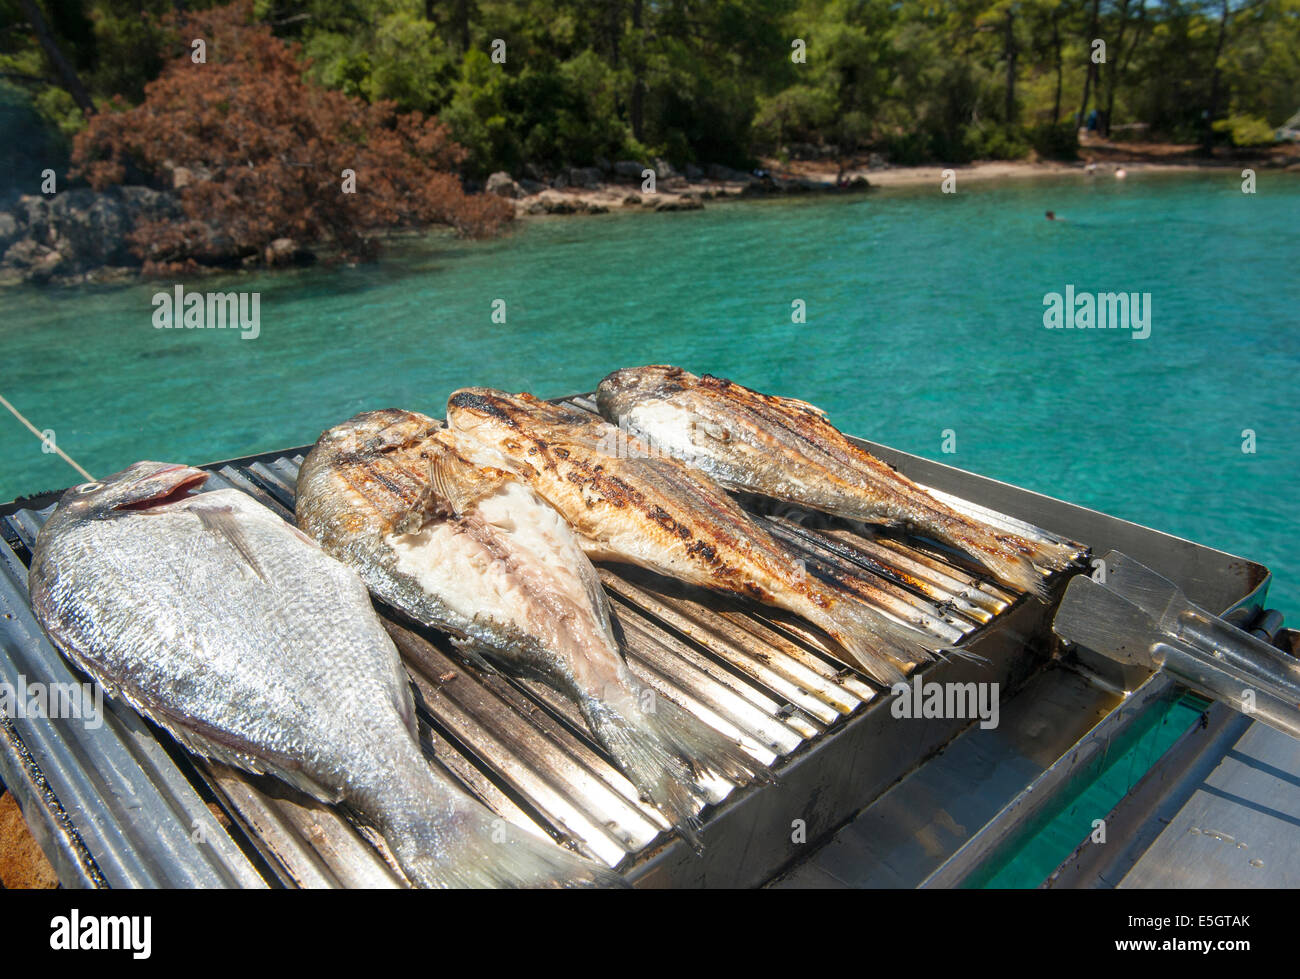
[608,0,621,68]
[1100,0,1134,137]
[1203,0,1229,150]
[18,0,95,116]
[1004,9,1017,124]
[1052,11,1062,124]
[630,0,644,141]
[1077,0,1101,129]
[456,0,471,52]
[1116,3,1148,110]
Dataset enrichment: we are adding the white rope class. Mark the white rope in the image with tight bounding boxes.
[0,393,95,482]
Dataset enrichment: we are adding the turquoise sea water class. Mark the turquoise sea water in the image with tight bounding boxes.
[973,692,1210,888]
[3,171,1298,616]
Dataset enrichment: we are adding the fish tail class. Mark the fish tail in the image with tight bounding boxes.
[946,527,1081,600]
[581,688,770,852]
[958,547,1051,601]
[812,598,952,687]
[380,791,624,889]
[877,500,1075,600]
[1019,535,1081,572]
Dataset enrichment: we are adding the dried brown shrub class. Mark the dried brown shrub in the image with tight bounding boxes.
[71,0,512,271]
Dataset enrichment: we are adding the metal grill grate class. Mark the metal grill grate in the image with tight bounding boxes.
[0,399,1087,887]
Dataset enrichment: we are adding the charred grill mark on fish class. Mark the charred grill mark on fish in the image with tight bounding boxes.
[597,366,1081,601]
[447,386,951,686]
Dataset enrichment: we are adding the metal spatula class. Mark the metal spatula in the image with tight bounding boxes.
[1053,552,1300,741]
[1095,550,1300,686]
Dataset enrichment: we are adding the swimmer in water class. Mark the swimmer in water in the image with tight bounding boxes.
[1046,210,1062,221]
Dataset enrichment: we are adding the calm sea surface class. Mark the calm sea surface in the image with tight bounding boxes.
[3,171,1297,613]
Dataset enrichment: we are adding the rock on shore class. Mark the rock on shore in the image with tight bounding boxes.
[0,186,182,285]
[494,161,869,218]
[0,184,320,285]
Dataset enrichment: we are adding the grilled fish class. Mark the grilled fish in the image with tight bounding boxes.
[295,410,767,848]
[597,366,1079,599]
[28,461,617,888]
[446,389,953,686]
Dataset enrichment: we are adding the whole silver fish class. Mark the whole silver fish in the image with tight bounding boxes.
[446,389,955,686]
[28,461,617,888]
[295,410,768,848]
[597,366,1079,599]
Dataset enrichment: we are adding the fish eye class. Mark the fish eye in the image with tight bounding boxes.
[76,482,103,494]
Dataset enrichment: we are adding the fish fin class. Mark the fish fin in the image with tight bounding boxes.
[382,804,624,889]
[769,394,829,419]
[931,645,991,669]
[575,555,615,635]
[972,550,1053,602]
[581,688,770,852]
[1019,535,1083,572]
[190,504,267,581]
[903,514,1075,601]
[425,447,513,521]
[427,450,468,518]
[815,599,956,687]
[448,637,501,676]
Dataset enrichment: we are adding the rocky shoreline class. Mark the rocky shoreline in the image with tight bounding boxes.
[484,158,871,218]
[0,157,869,287]
[0,185,181,287]
[0,179,325,287]
[5,145,1295,287]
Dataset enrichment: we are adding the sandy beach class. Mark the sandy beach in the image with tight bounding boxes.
[508,136,1300,217]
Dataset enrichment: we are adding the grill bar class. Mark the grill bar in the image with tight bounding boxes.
[0,520,265,888]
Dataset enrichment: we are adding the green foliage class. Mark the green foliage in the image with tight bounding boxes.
[85,0,171,101]
[965,122,1031,161]
[521,50,628,167]
[32,84,83,138]
[440,48,519,173]
[0,82,70,193]
[3,0,1298,180]
[1027,122,1079,161]
[304,5,457,111]
[1212,114,1278,148]
[753,86,837,150]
